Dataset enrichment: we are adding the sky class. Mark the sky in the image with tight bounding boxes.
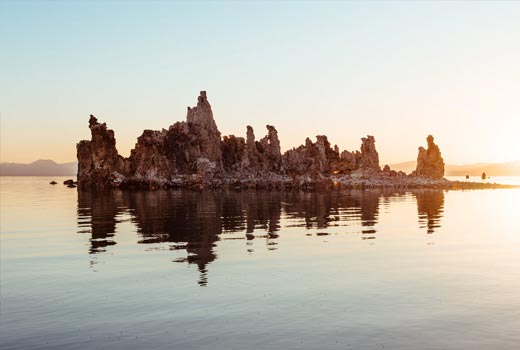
[1,1,519,165]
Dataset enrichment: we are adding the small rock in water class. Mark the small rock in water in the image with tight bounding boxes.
[63,179,75,186]
[49,181,57,185]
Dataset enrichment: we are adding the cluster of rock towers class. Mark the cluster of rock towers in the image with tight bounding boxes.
[77,91,445,189]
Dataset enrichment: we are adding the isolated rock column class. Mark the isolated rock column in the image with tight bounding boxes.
[415,135,445,178]
[76,115,127,189]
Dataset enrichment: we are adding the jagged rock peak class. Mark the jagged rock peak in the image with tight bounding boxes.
[89,114,98,127]
[414,135,445,179]
[246,126,255,146]
[187,91,216,129]
[262,125,281,152]
[183,91,222,166]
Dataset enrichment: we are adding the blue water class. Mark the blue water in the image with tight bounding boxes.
[1,177,519,349]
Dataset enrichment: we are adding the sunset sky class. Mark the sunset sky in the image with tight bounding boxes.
[1,1,519,165]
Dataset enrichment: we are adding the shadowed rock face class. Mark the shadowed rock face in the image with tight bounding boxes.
[184,91,222,166]
[284,135,339,176]
[339,136,380,173]
[221,135,246,172]
[78,92,225,189]
[129,129,173,180]
[414,135,445,179]
[76,115,128,189]
[221,124,283,174]
[77,91,446,190]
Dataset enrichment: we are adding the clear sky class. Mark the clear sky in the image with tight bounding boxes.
[1,1,519,165]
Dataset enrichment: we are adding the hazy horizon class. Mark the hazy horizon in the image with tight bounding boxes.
[1,1,519,164]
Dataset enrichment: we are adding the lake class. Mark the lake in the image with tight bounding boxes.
[1,176,519,350]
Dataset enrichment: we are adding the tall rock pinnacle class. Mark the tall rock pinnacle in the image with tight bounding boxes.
[185,91,222,166]
[415,135,445,179]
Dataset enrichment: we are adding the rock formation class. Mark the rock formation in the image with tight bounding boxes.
[221,135,247,172]
[76,91,451,190]
[359,136,380,171]
[220,124,283,174]
[339,136,380,173]
[259,125,283,172]
[77,115,128,189]
[163,91,222,175]
[129,129,173,181]
[184,91,222,167]
[414,135,445,179]
[284,136,339,176]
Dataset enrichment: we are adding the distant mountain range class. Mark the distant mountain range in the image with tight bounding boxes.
[0,160,77,176]
[389,160,520,176]
[1,159,519,176]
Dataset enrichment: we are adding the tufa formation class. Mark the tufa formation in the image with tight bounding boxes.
[77,91,445,190]
[413,135,445,179]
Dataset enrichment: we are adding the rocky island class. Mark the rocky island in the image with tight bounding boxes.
[76,91,513,191]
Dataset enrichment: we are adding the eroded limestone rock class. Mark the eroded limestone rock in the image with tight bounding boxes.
[338,136,380,173]
[77,91,447,190]
[259,125,283,172]
[185,91,222,166]
[359,136,380,171]
[414,135,445,179]
[221,135,246,171]
[129,129,174,181]
[76,115,127,189]
[284,135,339,176]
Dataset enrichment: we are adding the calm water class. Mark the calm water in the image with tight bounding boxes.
[1,177,520,350]
[446,175,520,185]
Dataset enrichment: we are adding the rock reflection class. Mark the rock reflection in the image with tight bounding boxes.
[130,191,222,286]
[415,190,445,234]
[282,191,380,233]
[77,189,445,285]
[77,191,127,254]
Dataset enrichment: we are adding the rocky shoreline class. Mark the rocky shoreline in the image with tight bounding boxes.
[113,173,518,191]
[76,91,516,191]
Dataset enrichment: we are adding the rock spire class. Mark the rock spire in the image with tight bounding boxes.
[414,135,445,179]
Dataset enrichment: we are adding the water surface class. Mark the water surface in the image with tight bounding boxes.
[1,177,519,349]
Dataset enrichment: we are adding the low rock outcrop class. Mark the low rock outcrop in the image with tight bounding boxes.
[413,135,445,179]
[340,136,380,173]
[77,91,453,190]
[284,136,339,176]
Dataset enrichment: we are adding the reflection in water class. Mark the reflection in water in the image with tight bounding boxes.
[415,190,444,234]
[77,189,444,285]
[77,191,123,254]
